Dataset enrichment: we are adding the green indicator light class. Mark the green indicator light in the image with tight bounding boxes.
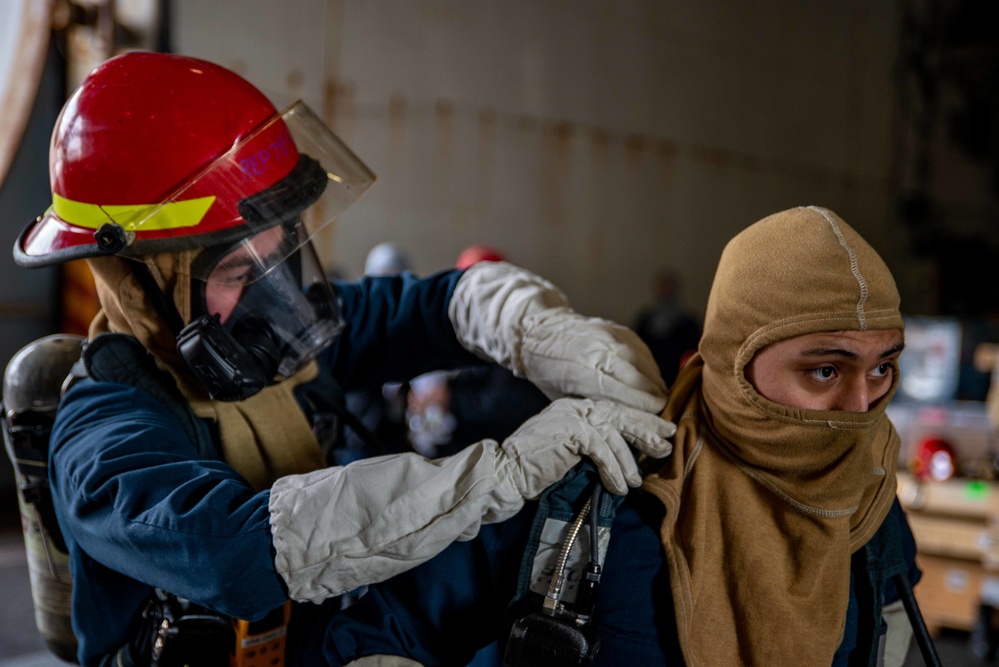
[964,480,989,500]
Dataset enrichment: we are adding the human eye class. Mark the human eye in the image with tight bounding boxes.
[808,366,837,382]
[210,256,264,287]
[215,267,253,287]
[870,362,893,379]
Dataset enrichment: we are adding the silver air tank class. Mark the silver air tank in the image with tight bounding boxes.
[2,334,85,663]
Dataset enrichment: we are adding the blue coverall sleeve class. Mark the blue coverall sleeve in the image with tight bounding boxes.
[50,378,288,620]
[326,268,485,390]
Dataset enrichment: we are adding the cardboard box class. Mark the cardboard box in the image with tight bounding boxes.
[907,513,994,561]
[914,554,985,632]
[897,472,999,567]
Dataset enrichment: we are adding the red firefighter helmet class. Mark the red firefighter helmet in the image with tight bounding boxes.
[14,51,375,269]
[455,244,506,270]
[911,436,957,482]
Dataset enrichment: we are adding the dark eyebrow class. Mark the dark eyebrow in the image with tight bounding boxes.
[880,342,906,358]
[214,256,256,272]
[799,341,905,360]
[799,346,860,360]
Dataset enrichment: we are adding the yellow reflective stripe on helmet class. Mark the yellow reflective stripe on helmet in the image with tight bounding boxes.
[52,193,216,231]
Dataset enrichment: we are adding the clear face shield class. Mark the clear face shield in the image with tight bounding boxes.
[107,101,376,254]
[154,102,374,401]
[191,220,344,375]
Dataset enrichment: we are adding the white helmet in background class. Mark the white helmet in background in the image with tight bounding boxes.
[364,242,412,276]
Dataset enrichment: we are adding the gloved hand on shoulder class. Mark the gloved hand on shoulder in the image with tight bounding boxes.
[449,261,668,414]
[270,397,675,602]
[498,397,674,497]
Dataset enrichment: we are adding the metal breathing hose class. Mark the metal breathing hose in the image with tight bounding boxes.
[543,497,592,611]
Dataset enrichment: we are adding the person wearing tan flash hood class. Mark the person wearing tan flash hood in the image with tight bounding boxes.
[641,204,919,666]
[320,206,926,667]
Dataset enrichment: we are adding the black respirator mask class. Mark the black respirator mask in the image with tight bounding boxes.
[177,220,343,402]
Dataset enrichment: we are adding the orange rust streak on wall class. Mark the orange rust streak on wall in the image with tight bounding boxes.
[475,107,496,223]
[540,120,574,232]
[434,98,455,214]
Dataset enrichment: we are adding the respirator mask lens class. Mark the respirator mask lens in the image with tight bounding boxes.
[191,221,343,387]
[229,241,342,379]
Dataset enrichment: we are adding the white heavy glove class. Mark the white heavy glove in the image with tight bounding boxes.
[449,261,668,413]
[500,397,674,497]
[270,397,674,602]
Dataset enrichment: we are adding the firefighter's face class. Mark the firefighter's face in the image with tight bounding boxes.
[744,329,904,412]
[203,225,286,323]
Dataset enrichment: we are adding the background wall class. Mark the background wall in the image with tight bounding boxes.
[3,0,999,494]
[0,43,62,380]
[0,3,997,663]
[172,0,922,326]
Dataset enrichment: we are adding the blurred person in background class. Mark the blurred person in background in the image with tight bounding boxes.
[632,267,702,385]
[363,241,413,277]
[405,245,550,460]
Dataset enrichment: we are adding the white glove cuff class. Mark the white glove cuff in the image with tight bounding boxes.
[269,442,524,603]
[449,261,570,374]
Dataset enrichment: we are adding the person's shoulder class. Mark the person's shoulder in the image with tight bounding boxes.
[50,376,175,471]
[59,374,171,421]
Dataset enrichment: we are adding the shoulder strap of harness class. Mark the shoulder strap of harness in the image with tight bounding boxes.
[852,500,941,667]
[82,334,219,461]
[293,366,389,464]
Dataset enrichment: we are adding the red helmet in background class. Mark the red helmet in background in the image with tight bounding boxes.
[14,51,375,269]
[911,436,957,482]
[455,244,506,270]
